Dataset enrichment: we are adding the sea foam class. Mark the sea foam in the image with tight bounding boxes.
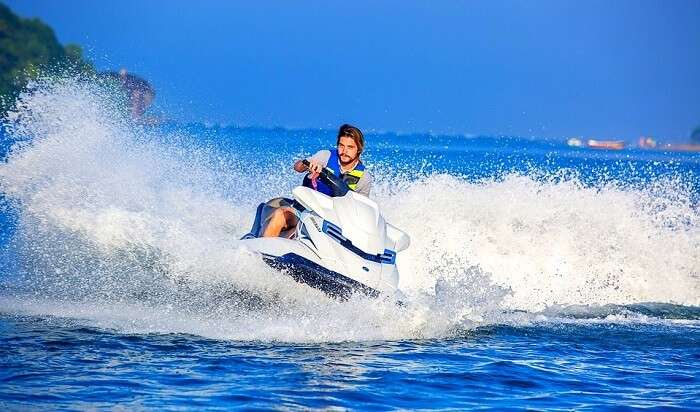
[1,77,698,342]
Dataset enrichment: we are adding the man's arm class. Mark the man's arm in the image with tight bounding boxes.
[293,160,308,172]
[293,150,331,174]
[354,171,373,196]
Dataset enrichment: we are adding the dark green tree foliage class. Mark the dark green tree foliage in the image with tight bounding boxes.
[692,126,700,144]
[0,3,92,111]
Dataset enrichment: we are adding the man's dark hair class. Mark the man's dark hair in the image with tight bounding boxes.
[337,124,365,154]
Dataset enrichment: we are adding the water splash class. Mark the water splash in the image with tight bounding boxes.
[1,77,698,342]
[378,172,700,310]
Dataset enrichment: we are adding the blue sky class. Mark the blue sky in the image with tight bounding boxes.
[7,0,700,140]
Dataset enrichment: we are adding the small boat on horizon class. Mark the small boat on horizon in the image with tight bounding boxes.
[638,136,700,152]
[586,139,625,150]
[566,137,626,150]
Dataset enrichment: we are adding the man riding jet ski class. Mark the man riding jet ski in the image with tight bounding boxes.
[240,124,410,299]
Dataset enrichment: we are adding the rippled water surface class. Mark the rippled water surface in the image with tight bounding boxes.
[3,313,699,410]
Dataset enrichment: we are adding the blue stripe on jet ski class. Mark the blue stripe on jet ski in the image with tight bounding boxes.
[321,220,396,265]
[261,253,380,300]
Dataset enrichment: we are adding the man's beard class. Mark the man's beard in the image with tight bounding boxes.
[339,154,358,166]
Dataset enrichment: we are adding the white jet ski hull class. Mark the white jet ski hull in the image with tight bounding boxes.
[241,184,409,300]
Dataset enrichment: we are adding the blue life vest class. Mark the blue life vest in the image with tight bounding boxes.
[302,149,366,197]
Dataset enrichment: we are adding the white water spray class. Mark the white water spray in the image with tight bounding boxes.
[0,77,698,342]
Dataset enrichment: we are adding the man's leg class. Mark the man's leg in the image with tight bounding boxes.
[262,207,298,238]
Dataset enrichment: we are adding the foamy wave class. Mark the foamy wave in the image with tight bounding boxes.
[377,173,700,310]
[1,77,699,342]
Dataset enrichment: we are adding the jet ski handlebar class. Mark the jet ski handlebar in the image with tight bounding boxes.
[301,159,349,197]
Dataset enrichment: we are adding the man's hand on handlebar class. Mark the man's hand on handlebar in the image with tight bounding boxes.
[306,159,323,179]
[296,158,326,179]
[297,158,349,197]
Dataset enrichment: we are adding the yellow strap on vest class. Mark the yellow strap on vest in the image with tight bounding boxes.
[345,169,364,178]
[343,169,364,191]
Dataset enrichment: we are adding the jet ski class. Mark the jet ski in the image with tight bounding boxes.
[240,160,410,300]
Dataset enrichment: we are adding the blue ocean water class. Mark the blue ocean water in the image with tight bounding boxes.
[1,79,699,409]
[2,313,698,410]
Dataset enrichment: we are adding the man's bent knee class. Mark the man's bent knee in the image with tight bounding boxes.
[262,207,295,238]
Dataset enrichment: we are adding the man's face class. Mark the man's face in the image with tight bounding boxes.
[337,136,359,165]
